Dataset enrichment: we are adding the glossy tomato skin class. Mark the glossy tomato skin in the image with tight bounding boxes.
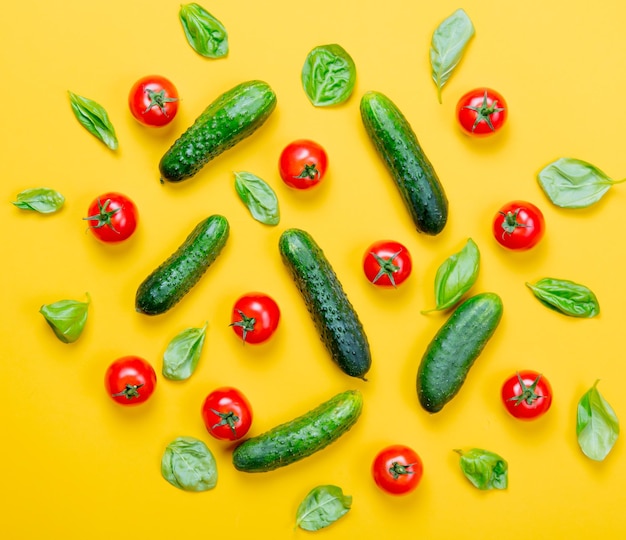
[363,240,412,288]
[201,387,253,441]
[104,356,156,406]
[278,139,328,189]
[230,293,280,344]
[457,88,507,137]
[128,75,179,127]
[501,370,552,420]
[372,445,423,495]
[84,192,138,243]
[493,200,545,251]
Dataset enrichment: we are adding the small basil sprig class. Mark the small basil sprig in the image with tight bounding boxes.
[161,436,218,491]
[295,485,352,532]
[162,323,208,381]
[39,294,90,344]
[68,92,118,150]
[12,188,65,214]
[537,157,626,208]
[577,381,619,461]
[430,8,475,103]
[454,448,508,490]
[301,44,357,107]
[234,171,280,226]
[179,3,228,58]
[526,278,599,318]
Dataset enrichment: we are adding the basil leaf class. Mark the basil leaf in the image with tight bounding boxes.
[296,485,352,532]
[301,44,357,107]
[12,188,65,214]
[454,448,508,490]
[179,3,228,59]
[68,91,118,150]
[39,294,90,344]
[577,380,619,461]
[537,157,626,208]
[430,8,475,103]
[162,323,208,381]
[526,278,599,318]
[161,436,218,491]
[234,171,280,226]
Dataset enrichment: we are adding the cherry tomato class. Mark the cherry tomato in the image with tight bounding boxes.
[84,192,138,243]
[128,75,179,127]
[278,139,328,189]
[201,387,253,441]
[456,88,507,137]
[104,356,156,406]
[493,200,545,251]
[501,370,553,420]
[372,445,423,495]
[230,293,280,344]
[363,240,412,288]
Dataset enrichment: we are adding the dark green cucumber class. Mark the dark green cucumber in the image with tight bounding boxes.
[159,80,277,183]
[232,389,363,473]
[417,292,503,413]
[135,215,229,315]
[360,90,448,235]
[279,228,371,380]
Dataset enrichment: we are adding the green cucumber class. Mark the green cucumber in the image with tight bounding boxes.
[417,292,503,413]
[232,389,363,473]
[159,80,277,183]
[135,215,229,315]
[360,90,448,235]
[279,228,371,380]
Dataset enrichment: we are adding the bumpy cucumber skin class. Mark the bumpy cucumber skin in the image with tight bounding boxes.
[360,91,448,235]
[417,292,503,413]
[159,80,277,183]
[135,215,229,315]
[232,389,363,473]
[279,228,371,380]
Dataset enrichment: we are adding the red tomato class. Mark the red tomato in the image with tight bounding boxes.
[372,445,423,495]
[456,88,507,136]
[501,370,552,420]
[363,240,412,288]
[278,139,328,189]
[128,75,179,127]
[201,387,253,441]
[84,192,138,243]
[104,356,156,406]
[230,293,280,344]
[493,200,545,251]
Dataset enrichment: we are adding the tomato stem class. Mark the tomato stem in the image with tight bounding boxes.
[500,209,528,235]
[295,164,320,180]
[229,310,256,344]
[210,408,240,437]
[83,198,121,233]
[463,90,505,132]
[507,372,546,406]
[144,89,178,117]
[111,383,144,400]
[389,461,416,479]
[370,250,402,287]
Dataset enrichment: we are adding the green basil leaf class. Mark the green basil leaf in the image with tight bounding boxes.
[234,171,280,226]
[577,380,619,461]
[179,3,228,58]
[39,294,90,344]
[455,448,508,490]
[161,436,218,491]
[537,157,626,208]
[68,91,118,150]
[162,323,208,381]
[430,8,475,103]
[301,44,357,107]
[296,485,352,532]
[526,278,599,318]
[12,188,65,214]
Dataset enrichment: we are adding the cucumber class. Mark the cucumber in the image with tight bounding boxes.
[232,389,363,473]
[279,228,371,380]
[416,292,503,413]
[135,215,229,315]
[360,90,448,235]
[159,80,277,183]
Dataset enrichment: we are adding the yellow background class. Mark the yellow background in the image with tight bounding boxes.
[2,1,626,538]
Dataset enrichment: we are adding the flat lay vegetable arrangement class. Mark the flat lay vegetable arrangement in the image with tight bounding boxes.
[4,1,626,538]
